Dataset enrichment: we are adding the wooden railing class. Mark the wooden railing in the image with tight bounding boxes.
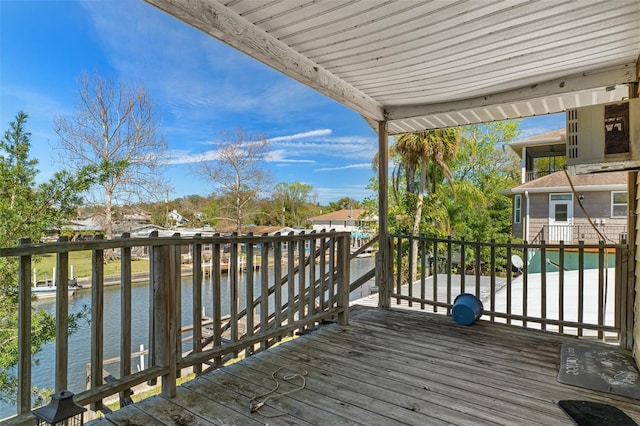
[388,235,632,349]
[2,230,352,424]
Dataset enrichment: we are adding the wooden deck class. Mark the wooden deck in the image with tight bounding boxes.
[89,305,640,425]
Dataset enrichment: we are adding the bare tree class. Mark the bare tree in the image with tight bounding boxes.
[199,129,271,233]
[54,71,167,239]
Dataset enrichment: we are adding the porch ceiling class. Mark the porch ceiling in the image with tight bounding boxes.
[144,0,640,135]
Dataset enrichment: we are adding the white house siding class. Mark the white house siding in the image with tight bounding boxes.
[634,172,640,370]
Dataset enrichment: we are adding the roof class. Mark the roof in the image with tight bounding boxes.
[144,0,640,135]
[509,128,566,158]
[310,209,368,221]
[505,171,628,194]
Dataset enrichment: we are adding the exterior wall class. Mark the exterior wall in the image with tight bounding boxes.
[516,191,628,242]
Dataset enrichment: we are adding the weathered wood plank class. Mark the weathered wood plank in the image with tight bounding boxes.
[131,387,218,426]
[101,404,167,425]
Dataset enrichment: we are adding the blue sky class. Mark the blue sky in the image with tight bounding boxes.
[0,0,565,205]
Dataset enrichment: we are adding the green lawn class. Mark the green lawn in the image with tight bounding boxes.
[33,251,150,280]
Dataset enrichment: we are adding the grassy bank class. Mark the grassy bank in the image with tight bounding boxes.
[33,251,150,280]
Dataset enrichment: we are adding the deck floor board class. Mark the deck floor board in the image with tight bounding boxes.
[94,305,640,425]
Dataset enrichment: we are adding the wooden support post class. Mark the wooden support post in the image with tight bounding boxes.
[147,231,158,386]
[172,233,182,378]
[377,119,390,308]
[18,238,31,414]
[55,236,69,393]
[337,234,351,325]
[152,243,178,398]
[91,235,104,411]
[119,233,133,402]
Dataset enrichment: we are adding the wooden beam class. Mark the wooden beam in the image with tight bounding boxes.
[144,0,384,121]
[387,64,635,122]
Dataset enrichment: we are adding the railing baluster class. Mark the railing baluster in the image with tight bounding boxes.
[578,240,584,336]
[245,234,254,357]
[260,234,269,351]
[55,236,70,393]
[17,238,32,414]
[230,235,239,354]
[432,240,438,312]
[147,231,158,385]
[298,231,306,334]
[446,236,452,315]
[212,238,222,367]
[395,236,401,304]
[522,242,528,328]
[91,235,104,411]
[337,234,350,326]
[474,239,481,296]
[408,236,413,307]
[540,240,547,331]
[597,242,605,341]
[420,237,426,310]
[172,233,182,377]
[506,242,512,325]
[460,238,465,294]
[490,239,496,322]
[287,232,296,334]
[274,234,282,334]
[308,232,317,317]
[192,235,203,374]
[558,241,565,334]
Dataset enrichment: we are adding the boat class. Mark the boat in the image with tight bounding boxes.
[31,279,81,298]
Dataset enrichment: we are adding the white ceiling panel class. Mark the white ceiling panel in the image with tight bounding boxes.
[145,0,640,134]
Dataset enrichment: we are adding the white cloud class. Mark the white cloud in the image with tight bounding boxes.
[268,129,332,142]
[315,163,372,172]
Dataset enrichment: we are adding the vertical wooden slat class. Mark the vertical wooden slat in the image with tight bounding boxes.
[522,242,529,328]
[328,235,336,310]
[192,235,203,374]
[432,240,438,312]
[260,234,269,351]
[309,232,317,317]
[91,235,104,411]
[274,234,283,331]
[407,236,413,307]
[490,239,496,322]
[578,240,585,336]
[318,234,326,312]
[245,235,254,356]
[558,241,565,334]
[147,231,158,385]
[420,237,426,310]
[395,236,401,304]
[230,236,239,354]
[506,242,512,325]
[17,238,32,414]
[540,240,547,331]
[298,232,306,333]
[459,238,465,294]
[212,239,222,367]
[446,237,452,315]
[474,240,481,296]
[55,236,69,393]
[614,244,622,343]
[153,244,177,398]
[172,233,182,377]
[120,233,132,384]
[597,242,605,340]
[287,232,296,333]
[337,234,350,326]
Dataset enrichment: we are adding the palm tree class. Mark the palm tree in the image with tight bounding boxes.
[395,128,460,282]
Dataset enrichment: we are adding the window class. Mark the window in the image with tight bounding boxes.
[514,195,521,224]
[611,191,628,217]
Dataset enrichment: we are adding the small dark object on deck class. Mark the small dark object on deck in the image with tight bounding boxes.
[451,293,483,326]
[558,400,637,426]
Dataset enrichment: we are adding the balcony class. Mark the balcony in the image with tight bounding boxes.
[1,232,638,425]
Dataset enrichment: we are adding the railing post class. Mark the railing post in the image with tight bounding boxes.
[90,235,104,412]
[18,238,32,414]
[119,233,133,402]
[55,236,70,393]
[337,234,351,325]
[152,240,178,398]
[192,234,203,374]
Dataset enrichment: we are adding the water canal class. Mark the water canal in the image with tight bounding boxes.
[0,257,375,418]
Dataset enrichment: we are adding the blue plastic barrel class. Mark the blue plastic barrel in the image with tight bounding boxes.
[452,293,484,326]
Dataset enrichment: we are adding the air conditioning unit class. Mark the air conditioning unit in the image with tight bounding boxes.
[566,98,640,174]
